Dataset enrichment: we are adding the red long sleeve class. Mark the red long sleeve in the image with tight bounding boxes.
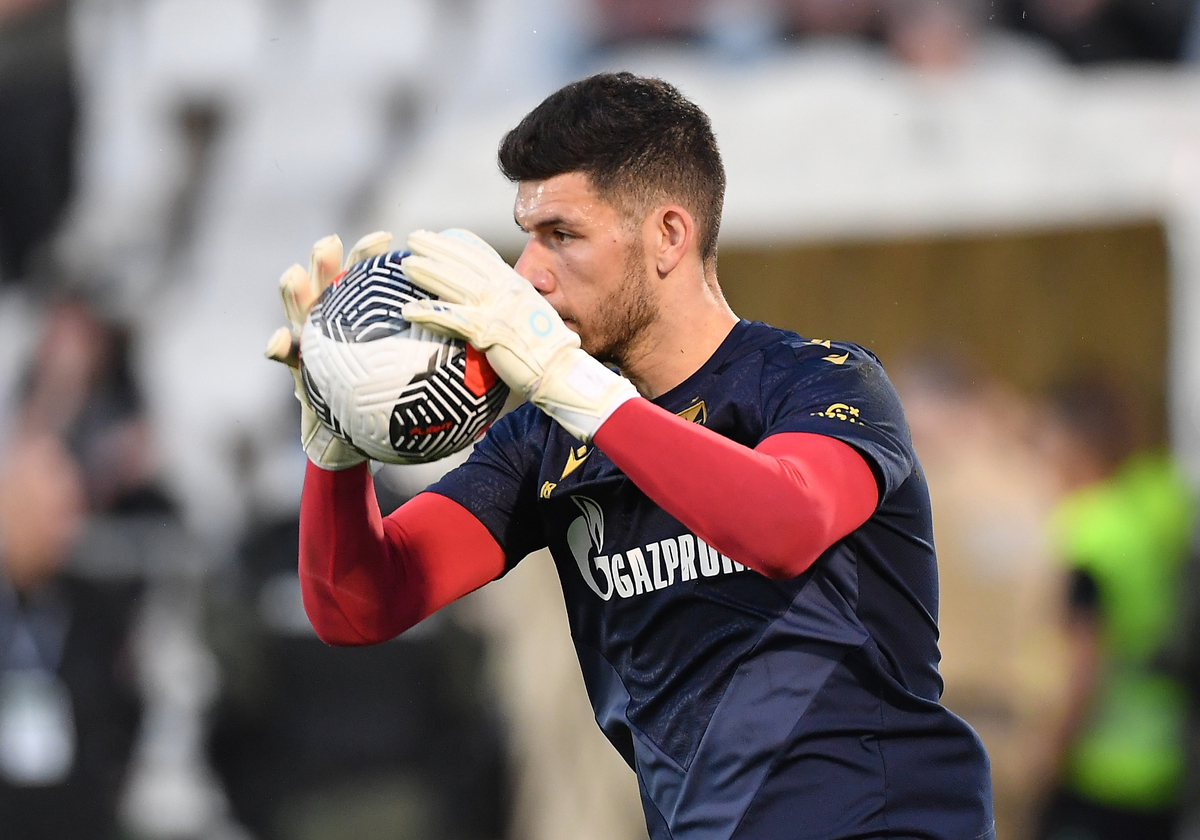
[593,398,878,580]
[300,397,878,643]
[299,461,505,645]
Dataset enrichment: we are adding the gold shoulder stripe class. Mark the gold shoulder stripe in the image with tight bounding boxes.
[823,353,849,365]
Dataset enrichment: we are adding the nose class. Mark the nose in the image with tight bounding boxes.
[515,241,555,295]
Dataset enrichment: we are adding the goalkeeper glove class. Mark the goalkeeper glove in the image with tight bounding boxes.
[264,231,393,470]
[400,229,638,443]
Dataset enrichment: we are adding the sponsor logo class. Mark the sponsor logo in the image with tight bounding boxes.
[822,353,849,365]
[566,495,749,601]
[568,496,610,600]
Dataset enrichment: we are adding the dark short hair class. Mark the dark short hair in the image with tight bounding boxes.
[1045,371,1144,472]
[498,72,725,266]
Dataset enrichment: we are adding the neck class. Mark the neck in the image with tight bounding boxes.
[618,270,739,399]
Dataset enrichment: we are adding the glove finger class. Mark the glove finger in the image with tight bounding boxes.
[288,364,311,408]
[408,229,509,276]
[309,234,344,295]
[401,254,481,305]
[265,325,300,368]
[437,228,509,265]
[346,230,393,267]
[402,299,482,344]
[280,264,317,329]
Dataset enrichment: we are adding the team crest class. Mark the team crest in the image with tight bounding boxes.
[677,400,707,425]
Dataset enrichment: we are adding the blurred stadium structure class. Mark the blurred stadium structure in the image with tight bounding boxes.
[3,0,1200,838]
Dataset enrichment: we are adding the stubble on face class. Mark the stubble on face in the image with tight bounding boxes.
[578,237,658,368]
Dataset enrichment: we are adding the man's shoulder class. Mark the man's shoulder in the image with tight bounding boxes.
[467,400,554,463]
[731,320,875,362]
[728,321,884,387]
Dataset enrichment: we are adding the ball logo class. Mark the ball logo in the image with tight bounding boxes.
[405,420,454,437]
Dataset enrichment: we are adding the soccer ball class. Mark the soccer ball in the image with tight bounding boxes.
[299,250,509,464]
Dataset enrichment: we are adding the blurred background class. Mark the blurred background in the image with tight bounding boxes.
[4,0,1200,838]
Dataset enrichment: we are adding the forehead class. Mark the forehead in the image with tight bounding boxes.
[514,172,620,228]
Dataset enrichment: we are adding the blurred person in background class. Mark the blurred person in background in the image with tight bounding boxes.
[994,0,1196,62]
[0,0,76,287]
[1033,372,1196,840]
[589,0,1200,68]
[0,432,143,840]
[589,0,981,69]
[779,0,979,67]
[205,512,511,840]
[0,295,234,840]
[896,355,1069,840]
[17,298,172,515]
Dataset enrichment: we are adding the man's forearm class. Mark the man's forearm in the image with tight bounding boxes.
[299,461,505,644]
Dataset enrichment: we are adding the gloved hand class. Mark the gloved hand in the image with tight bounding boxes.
[264,231,393,470]
[400,229,638,442]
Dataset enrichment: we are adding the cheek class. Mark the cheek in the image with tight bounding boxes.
[552,255,596,299]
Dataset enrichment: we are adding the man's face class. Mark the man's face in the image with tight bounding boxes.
[513,172,657,366]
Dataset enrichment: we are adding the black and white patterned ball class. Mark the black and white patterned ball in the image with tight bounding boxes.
[299,250,509,464]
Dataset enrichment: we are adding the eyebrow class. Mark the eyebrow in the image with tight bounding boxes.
[514,214,571,233]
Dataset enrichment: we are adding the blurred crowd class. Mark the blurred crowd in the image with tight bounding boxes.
[3,0,1200,839]
[592,0,1198,67]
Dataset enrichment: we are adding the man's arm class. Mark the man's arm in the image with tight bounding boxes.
[299,461,505,645]
[594,399,878,580]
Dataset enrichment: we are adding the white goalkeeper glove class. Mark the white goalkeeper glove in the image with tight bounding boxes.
[400,229,638,443]
[265,231,393,470]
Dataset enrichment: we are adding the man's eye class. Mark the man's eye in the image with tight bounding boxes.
[552,230,572,243]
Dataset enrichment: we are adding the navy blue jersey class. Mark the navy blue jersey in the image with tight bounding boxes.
[430,320,994,840]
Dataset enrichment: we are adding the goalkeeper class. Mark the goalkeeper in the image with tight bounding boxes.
[269,72,994,840]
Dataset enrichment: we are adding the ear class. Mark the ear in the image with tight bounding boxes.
[653,205,694,277]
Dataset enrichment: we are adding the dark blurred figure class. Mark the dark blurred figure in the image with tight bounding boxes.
[996,0,1196,62]
[896,354,1067,840]
[0,297,193,840]
[0,0,76,286]
[588,0,981,70]
[1034,372,1196,840]
[18,298,170,515]
[591,0,707,45]
[0,433,143,840]
[881,0,979,69]
[779,0,979,68]
[206,515,512,840]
